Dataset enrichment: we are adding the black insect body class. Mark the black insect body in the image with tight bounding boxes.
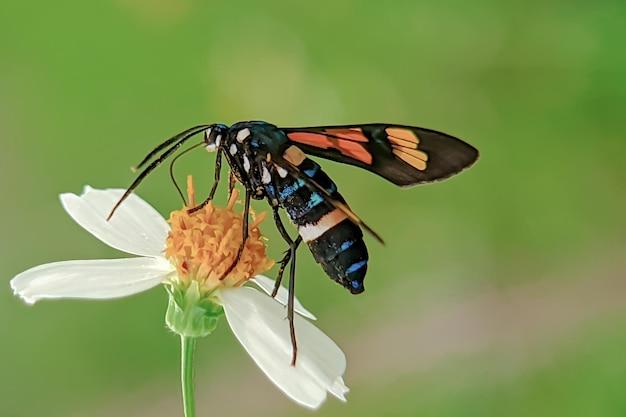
[108,120,479,365]
[220,122,369,296]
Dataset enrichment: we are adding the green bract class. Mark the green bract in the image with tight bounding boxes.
[166,281,224,338]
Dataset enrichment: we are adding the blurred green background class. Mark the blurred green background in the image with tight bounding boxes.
[2,0,626,416]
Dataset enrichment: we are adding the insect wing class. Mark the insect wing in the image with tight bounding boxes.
[282,124,478,186]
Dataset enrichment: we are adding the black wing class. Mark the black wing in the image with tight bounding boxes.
[281,124,478,186]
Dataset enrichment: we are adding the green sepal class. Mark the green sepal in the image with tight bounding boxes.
[165,281,224,338]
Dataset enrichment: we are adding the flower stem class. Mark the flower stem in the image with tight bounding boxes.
[180,335,197,417]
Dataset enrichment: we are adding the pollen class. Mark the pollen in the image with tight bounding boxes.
[165,176,274,291]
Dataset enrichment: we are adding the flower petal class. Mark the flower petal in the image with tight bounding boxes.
[219,287,348,409]
[60,186,169,257]
[11,257,173,304]
[250,275,317,320]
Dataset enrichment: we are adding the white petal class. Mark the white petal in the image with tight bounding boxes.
[250,275,317,320]
[219,287,348,409]
[328,377,350,401]
[60,186,169,257]
[10,257,173,304]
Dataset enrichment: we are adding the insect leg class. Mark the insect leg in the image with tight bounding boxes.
[207,148,223,201]
[219,188,251,280]
[269,203,302,297]
[228,170,237,196]
[266,194,302,365]
[287,239,300,366]
[188,148,223,214]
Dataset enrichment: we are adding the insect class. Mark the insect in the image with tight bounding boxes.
[108,121,479,364]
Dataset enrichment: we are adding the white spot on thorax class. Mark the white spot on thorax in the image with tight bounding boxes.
[205,128,215,151]
[276,166,288,178]
[215,134,222,147]
[243,155,251,172]
[261,165,271,184]
[229,144,237,155]
[236,128,251,143]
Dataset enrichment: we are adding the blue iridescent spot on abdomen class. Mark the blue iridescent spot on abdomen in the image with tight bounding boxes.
[346,260,367,274]
[304,192,325,211]
[339,240,354,252]
[279,179,305,200]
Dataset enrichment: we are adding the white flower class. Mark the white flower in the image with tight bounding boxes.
[10,186,348,409]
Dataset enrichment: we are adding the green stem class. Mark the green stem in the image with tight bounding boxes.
[180,336,197,417]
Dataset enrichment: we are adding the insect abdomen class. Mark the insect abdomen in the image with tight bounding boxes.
[274,155,368,294]
[306,218,368,294]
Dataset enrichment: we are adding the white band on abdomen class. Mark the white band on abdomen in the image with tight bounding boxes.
[298,208,348,242]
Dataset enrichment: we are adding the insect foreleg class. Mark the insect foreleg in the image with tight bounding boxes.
[228,170,237,196]
[219,188,251,280]
[207,148,223,201]
[188,148,223,214]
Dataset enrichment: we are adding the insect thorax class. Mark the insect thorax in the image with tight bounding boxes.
[223,121,289,199]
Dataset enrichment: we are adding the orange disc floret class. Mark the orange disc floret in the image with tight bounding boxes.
[165,176,274,291]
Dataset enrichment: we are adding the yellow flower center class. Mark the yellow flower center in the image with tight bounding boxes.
[165,176,274,292]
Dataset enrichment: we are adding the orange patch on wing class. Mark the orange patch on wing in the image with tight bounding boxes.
[395,147,428,161]
[322,128,368,142]
[338,141,373,164]
[392,149,427,171]
[388,135,417,149]
[385,127,428,169]
[288,132,332,147]
[283,145,306,166]
[288,132,373,165]
[386,127,419,144]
